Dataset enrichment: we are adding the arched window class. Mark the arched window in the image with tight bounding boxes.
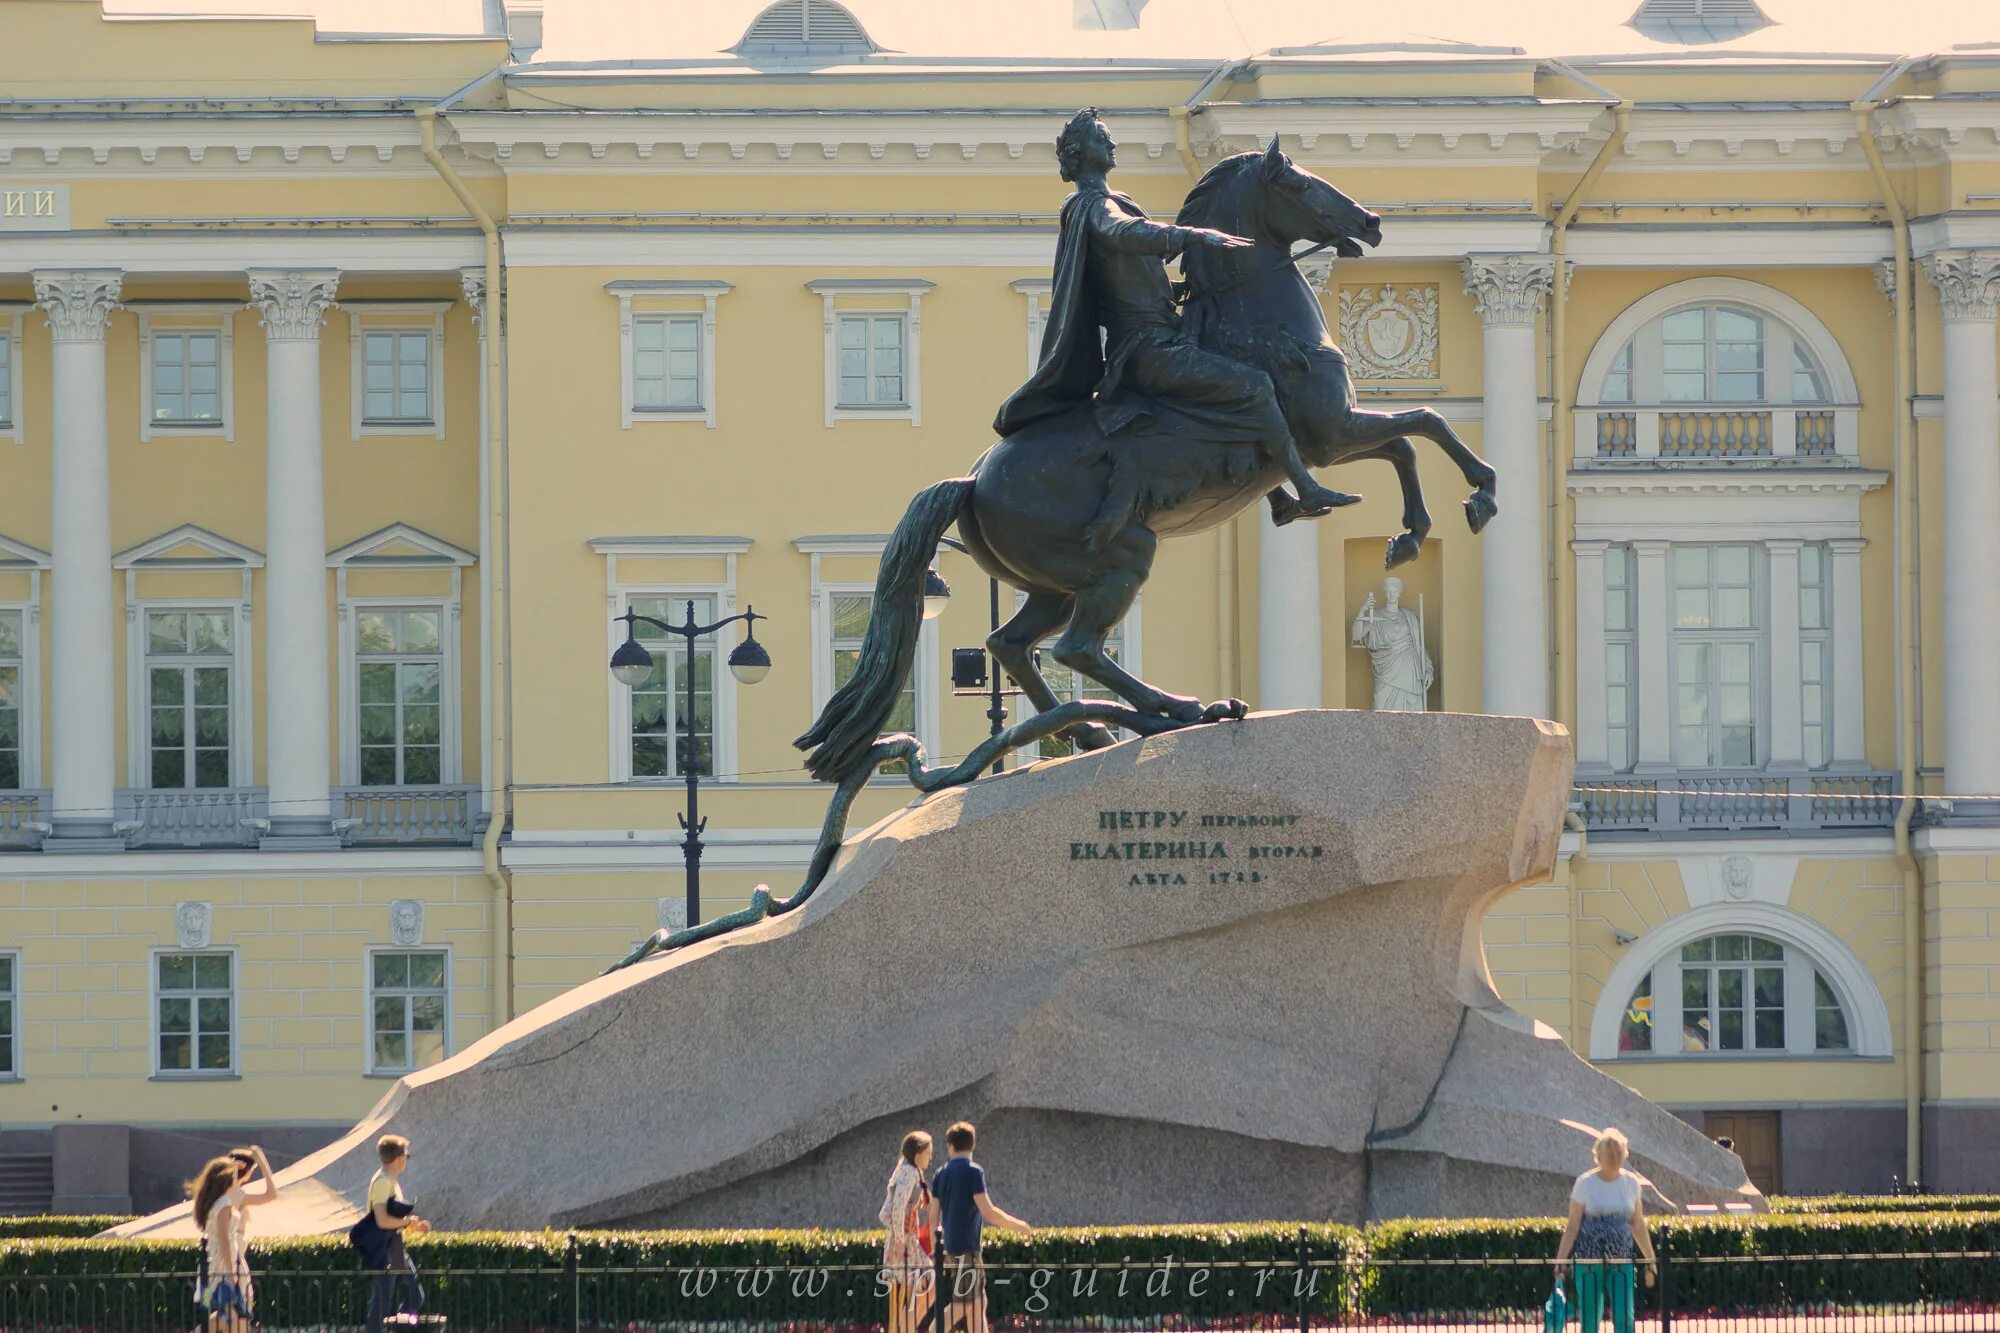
[1589,905,1895,1062]
[734,0,877,54]
[1576,278,1857,461]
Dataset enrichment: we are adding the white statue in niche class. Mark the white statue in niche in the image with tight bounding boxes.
[1350,577,1433,712]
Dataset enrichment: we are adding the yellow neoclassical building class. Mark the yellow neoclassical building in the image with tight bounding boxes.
[3,0,2000,1211]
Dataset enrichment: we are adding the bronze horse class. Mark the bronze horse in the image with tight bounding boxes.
[798,138,1497,785]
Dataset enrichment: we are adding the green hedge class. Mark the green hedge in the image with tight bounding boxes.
[1771,1193,2000,1215]
[6,1214,1999,1327]
[0,1224,1367,1329]
[0,1218,132,1241]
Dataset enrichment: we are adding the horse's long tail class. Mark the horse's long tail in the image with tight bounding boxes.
[794,476,975,783]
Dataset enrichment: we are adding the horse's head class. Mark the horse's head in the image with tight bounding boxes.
[1252,135,1382,256]
[1179,135,1382,259]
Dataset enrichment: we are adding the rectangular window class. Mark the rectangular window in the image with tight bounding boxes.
[1672,545,1759,769]
[632,315,702,412]
[628,595,716,780]
[356,608,444,787]
[363,330,433,424]
[145,609,232,789]
[1712,308,1764,403]
[836,315,907,408]
[1604,547,1636,773]
[149,331,222,425]
[1679,934,1786,1053]
[0,952,15,1078]
[0,608,20,789]
[369,949,448,1075]
[1799,545,1831,771]
[830,591,916,772]
[155,951,233,1075]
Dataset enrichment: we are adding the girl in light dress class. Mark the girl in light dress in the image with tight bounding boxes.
[190,1144,278,1330]
[879,1130,936,1333]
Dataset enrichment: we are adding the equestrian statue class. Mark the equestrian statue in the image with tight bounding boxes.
[611,109,1497,969]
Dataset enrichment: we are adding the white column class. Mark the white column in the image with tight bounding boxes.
[1828,537,1868,768]
[33,270,123,849]
[1462,255,1554,718]
[1257,519,1322,710]
[248,269,341,847]
[1632,540,1673,771]
[1572,541,1610,770]
[1925,250,2000,803]
[1765,538,1805,769]
[461,266,492,804]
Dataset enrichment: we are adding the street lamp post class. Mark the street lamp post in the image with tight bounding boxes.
[610,602,773,930]
[926,539,1014,773]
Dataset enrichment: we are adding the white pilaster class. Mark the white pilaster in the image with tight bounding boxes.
[1765,538,1805,769]
[462,266,493,806]
[1632,540,1673,771]
[1828,537,1868,768]
[248,269,341,847]
[1925,250,2000,803]
[1462,254,1554,718]
[1257,519,1322,710]
[1572,540,1610,771]
[33,270,123,849]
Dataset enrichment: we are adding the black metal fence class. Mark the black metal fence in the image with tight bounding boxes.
[4,1237,1998,1331]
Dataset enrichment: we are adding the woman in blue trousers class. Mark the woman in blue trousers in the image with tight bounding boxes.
[1554,1128,1658,1332]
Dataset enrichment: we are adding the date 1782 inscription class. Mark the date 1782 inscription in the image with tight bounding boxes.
[1071,810,1327,887]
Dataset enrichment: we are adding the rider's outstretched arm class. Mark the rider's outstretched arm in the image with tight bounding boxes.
[1089,197,1194,256]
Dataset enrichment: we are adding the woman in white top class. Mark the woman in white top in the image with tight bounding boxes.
[189,1146,276,1331]
[1553,1128,1658,1333]
[878,1130,935,1333]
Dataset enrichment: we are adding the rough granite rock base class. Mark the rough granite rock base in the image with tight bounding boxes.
[116,710,1757,1239]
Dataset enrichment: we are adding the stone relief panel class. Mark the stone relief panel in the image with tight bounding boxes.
[174,900,212,949]
[1337,284,1440,381]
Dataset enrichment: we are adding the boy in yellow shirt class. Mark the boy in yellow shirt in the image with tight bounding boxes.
[364,1134,430,1332]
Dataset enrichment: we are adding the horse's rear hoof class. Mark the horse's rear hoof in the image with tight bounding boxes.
[1464,488,1498,534]
[1201,698,1249,724]
[1070,723,1118,751]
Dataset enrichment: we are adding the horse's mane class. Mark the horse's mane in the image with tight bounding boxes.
[1173,152,1260,229]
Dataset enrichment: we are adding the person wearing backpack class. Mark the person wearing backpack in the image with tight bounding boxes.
[348,1134,430,1331]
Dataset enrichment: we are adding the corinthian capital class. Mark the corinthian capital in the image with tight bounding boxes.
[1923,250,2000,323]
[33,269,123,343]
[1461,254,1555,326]
[247,268,340,342]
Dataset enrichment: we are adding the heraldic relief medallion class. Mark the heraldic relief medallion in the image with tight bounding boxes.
[1337,284,1441,382]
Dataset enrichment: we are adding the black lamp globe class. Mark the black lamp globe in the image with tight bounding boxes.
[728,632,772,685]
[609,635,653,688]
[921,567,952,623]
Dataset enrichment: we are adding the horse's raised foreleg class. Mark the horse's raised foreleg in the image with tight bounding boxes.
[1052,527,1244,726]
[989,590,1115,751]
[1354,438,1432,569]
[1329,402,1497,535]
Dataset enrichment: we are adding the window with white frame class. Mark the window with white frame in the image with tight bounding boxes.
[0,316,14,432]
[356,608,445,787]
[1615,932,1852,1058]
[368,948,449,1075]
[807,279,931,426]
[837,314,907,408]
[1799,544,1832,770]
[633,315,703,413]
[361,330,433,425]
[144,609,233,789]
[829,591,917,772]
[0,951,16,1079]
[1672,545,1759,769]
[1603,546,1636,773]
[155,950,234,1075]
[149,329,224,425]
[627,594,718,780]
[134,308,235,441]
[346,304,447,438]
[0,608,21,789]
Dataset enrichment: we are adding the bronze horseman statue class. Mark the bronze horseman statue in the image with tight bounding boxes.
[614,109,1499,966]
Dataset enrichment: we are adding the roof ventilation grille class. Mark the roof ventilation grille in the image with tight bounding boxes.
[735,0,877,54]
[1629,0,1773,44]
